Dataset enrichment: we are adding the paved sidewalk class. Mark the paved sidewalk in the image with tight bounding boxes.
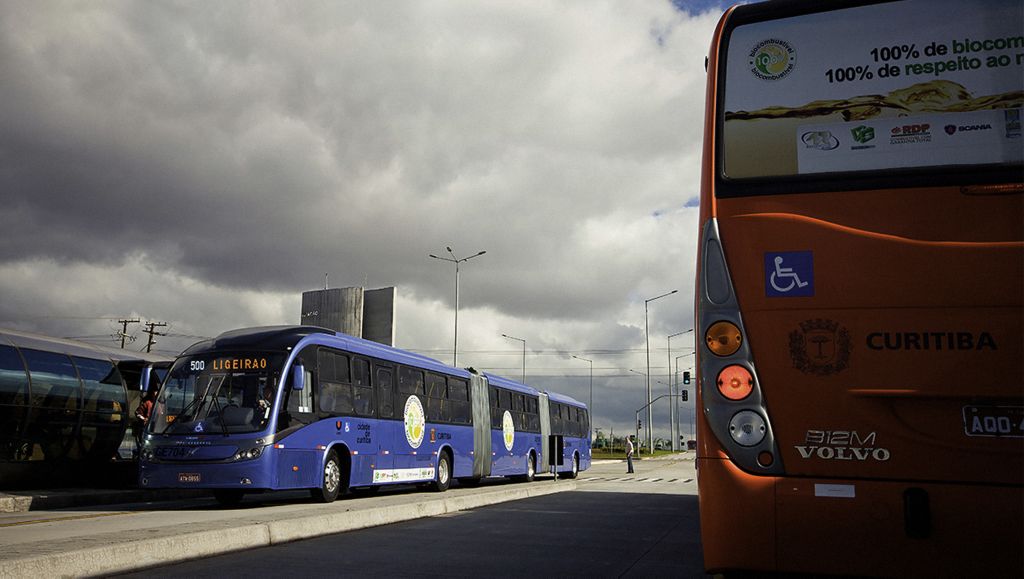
[0,479,575,578]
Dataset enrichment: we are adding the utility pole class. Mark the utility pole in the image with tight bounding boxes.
[117,318,140,349]
[142,322,168,353]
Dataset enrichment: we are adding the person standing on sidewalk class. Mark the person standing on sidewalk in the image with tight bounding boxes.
[626,435,635,473]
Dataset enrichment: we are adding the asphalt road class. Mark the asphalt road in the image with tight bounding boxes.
[115,456,705,578]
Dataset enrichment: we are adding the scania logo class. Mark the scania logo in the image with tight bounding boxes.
[945,124,992,135]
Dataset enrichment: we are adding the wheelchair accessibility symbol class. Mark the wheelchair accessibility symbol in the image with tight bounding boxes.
[765,252,814,297]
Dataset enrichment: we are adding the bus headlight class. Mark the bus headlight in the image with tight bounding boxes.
[729,411,766,447]
[234,445,265,461]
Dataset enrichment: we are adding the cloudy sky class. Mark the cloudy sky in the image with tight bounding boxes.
[0,1,732,442]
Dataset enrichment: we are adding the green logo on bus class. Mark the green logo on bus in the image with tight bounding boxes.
[851,125,876,143]
[404,395,425,449]
[748,39,796,81]
[502,410,515,451]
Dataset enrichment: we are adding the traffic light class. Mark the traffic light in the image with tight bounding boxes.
[683,371,691,385]
[681,389,688,402]
[637,419,642,430]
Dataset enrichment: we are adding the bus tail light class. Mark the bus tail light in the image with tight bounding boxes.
[698,218,783,475]
[729,411,766,447]
[717,365,753,400]
[706,321,742,356]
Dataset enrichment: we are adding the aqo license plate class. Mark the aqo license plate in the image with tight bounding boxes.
[962,405,1024,438]
[178,472,201,483]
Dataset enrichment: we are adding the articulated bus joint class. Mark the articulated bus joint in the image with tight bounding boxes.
[698,218,784,476]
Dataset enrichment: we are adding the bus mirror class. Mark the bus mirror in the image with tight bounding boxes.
[292,364,305,390]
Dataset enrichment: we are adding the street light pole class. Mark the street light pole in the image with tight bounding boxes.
[429,247,485,366]
[629,369,646,453]
[572,355,593,440]
[502,334,526,383]
[644,289,677,454]
[667,328,692,451]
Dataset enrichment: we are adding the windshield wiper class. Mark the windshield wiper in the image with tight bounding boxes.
[208,387,230,437]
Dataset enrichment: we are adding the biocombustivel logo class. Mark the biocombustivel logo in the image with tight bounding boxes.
[502,410,515,451]
[404,395,425,449]
[749,39,796,81]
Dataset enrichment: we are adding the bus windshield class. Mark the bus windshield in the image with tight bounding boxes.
[150,353,284,435]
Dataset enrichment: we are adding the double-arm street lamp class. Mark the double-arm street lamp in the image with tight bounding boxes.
[644,289,677,453]
[429,246,486,366]
[572,355,593,440]
[629,369,647,453]
[667,329,693,451]
[502,334,526,383]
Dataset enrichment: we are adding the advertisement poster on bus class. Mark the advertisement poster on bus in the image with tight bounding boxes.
[722,0,1023,178]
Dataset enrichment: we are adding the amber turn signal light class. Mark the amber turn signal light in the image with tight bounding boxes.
[706,321,742,356]
[717,365,753,400]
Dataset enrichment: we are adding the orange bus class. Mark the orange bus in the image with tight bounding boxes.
[695,0,1023,576]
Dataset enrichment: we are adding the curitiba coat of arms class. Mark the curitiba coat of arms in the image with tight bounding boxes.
[789,318,852,375]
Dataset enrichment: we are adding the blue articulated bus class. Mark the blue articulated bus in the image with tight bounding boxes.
[138,326,589,505]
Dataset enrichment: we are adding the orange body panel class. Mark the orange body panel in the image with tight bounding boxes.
[695,3,1024,576]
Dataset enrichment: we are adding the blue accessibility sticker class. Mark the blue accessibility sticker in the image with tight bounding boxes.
[765,251,814,297]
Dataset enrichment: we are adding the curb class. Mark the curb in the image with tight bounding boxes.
[1,481,576,578]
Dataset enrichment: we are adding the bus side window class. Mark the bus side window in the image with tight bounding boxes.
[285,351,315,419]
[352,357,373,417]
[489,387,500,429]
[448,378,470,424]
[375,367,393,419]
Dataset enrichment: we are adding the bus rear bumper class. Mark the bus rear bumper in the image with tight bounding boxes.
[699,456,1024,577]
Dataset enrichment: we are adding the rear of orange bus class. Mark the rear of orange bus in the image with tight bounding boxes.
[695,1,1023,576]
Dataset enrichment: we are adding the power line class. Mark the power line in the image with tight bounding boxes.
[117,318,140,349]
[142,321,168,353]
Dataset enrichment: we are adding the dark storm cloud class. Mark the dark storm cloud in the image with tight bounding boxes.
[0,2,723,431]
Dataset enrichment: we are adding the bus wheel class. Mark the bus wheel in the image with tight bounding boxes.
[432,452,451,492]
[213,489,245,507]
[525,452,536,482]
[559,454,580,479]
[312,450,342,503]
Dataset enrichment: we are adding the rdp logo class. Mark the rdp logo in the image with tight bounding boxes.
[892,124,930,136]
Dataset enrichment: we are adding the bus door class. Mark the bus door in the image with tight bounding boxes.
[468,372,491,478]
[372,364,395,482]
[538,393,551,470]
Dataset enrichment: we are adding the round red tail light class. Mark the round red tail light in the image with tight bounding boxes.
[716,365,753,400]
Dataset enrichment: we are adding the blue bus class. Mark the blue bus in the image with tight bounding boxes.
[138,326,589,505]
[0,328,171,487]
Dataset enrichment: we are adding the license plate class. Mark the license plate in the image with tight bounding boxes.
[962,406,1024,438]
[178,472,201,483]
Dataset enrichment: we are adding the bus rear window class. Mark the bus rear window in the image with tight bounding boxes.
[720,0,1023,182]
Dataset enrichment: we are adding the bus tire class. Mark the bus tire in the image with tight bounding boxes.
[525,452,536,482]
[213,489,245,507]
[312,449,343,503]
[432,451,451,492]
[559,454,580,479]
